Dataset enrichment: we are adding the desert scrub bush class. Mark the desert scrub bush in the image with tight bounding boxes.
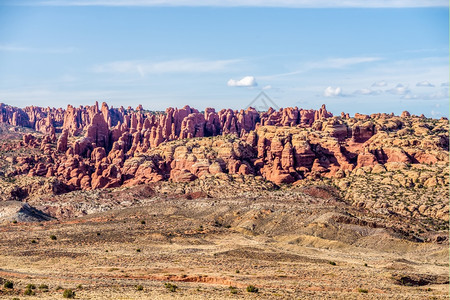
[328,261,337,266]
[358,288,368,293]
[50,235,57,240]
[246,285,259,293]
[38,284,49,291]
[63,289,75,298]
[26,284,36,290]
[164,282,178,292]
[4,280,13,288]
[229,286,238,294]
[136,284,143,291]
[24,287,35,295]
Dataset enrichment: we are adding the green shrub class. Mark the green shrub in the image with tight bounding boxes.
[358,288,368,293]
[164,282,178,292]
[136,284,143,291]
[63,289,75,298]
[140,220,146,224]
[24,288,35,295]
[136,249,141,253]
[229,286,238,294]
[26,284,36,289]
[4,280,13,288]
[50,235,57,240]
[328,261,336,266]
[38,284,49,291]
[31,240,37,244]
[246,285,258,293]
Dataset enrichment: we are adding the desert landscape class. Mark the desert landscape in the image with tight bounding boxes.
[0,102,447,299]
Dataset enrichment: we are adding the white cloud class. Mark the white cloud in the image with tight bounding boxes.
[260,56,382,80]
[262,85,272,90]
[227,76,257,87]
[314,57,381,69]
[423,88,449,100]
[371,80,387,87]
[441,82,449,87]
[36,0,449,8]
[93,59,240,76]
[323,86,343,97]
[353,88,382,96]
[0,44,76,54]
[416,80,434,87]
[401,94,418,99]
[401,88,448,100]
[387,84,410,95]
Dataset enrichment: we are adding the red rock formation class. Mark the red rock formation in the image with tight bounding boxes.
[9,101,444,191]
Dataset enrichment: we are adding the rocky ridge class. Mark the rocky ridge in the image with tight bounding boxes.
[2,102,447,193]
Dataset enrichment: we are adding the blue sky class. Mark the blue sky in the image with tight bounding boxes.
[0,1,448,117]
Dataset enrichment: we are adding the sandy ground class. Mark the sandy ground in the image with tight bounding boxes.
[0,195,448,299]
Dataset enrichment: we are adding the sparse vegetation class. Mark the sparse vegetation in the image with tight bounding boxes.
[246,285,259,293]
[63,289,75,298]
[4,280,13,289]
[329,261,336,266]
[24,287,35,295]
[358,288,368,293]
[164,283,178,292]
[50,235,57,240]
[136,284,143,291]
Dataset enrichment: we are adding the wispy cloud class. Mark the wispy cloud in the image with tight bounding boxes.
[260,56,382,79]
[34,0,448,7]
[387,84,410,95]
[0,44,76,54]
[353,88,382,96]
[93,59,241,76]
[307,57,382,69]
[403,88,449,100]
[416,80,435,87]
[371,80,387,87]
[227,76,257,87]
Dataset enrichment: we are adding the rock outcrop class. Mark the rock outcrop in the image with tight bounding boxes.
[2,102,448,193]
